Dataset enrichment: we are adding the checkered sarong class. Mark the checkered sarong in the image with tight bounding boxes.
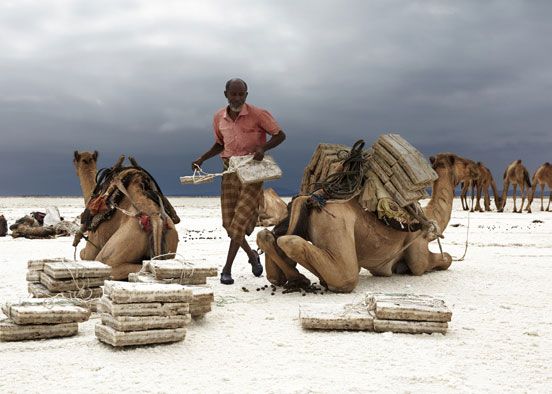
[221,171,263,242]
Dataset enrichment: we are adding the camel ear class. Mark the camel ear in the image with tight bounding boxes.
[447,154,456,165]
[429,156,435,165]
[93,151,98,161]
[74,151,80,161]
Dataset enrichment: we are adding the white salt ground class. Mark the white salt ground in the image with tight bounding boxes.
[0,196,551,393]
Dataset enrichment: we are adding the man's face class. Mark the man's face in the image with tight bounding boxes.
[224,82,248,113]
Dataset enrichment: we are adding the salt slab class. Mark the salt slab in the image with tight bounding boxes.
[43,261,111,279]
[299,303,375,331]
[28,282,103,299]
[101,314,189,332]
[26,271,41,283]
[99,296,190,317]
[27,257,71,271]
[0,319,78,341]
[128,272,209,285]
[103,281,192,303]
[365,293,452,322]
[373,319,448,334]
[95,323,186,347]
[2,299,90,325]
[143,259,218,280]
[40,272,106,292]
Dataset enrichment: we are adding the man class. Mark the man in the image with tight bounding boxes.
[192,78,286,285]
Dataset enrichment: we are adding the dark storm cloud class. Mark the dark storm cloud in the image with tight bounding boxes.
[1,1,552,196]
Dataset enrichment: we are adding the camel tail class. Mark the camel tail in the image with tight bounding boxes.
[524,168,531,189]
[286,195,310,239]
[490,178,501,210]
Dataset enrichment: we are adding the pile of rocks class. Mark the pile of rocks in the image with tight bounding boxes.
[300,293,452,334]
[0,298,90,341]
[128,259,216,319]
[27,258,111,311]
[96,281,192,347]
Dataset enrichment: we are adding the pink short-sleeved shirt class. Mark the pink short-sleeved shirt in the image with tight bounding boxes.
[213,103,281,158]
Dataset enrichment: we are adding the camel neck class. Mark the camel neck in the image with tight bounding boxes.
[424,169,455,233]
[79,168,97,205]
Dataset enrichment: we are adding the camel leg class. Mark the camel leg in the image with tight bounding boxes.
[470,181,476,212]
[277,235,359,293]
[95,219,149,280]
[460,182,469,210]
[547,191,552,211]
[540,184,545,211]
[499,181,510,212]
[404,236,452,275]
[484,188,491,211]
[80,241,101,261]
[256,229,302,286]
[474,182,484,212]
[512,184,518,212]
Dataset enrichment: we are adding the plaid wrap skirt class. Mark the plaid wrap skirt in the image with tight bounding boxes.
[221,170,263,242]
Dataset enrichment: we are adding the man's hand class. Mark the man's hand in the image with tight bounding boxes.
[191,159,204,171]
[253,146,265,161]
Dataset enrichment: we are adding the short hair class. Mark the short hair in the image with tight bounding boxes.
[225,78,248,92]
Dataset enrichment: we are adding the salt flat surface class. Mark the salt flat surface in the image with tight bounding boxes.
[0,196,551,393]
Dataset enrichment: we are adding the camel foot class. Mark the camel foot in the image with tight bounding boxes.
[283,274,311,290]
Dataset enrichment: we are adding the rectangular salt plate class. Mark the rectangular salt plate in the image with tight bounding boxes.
[2,299,90,325]
[144,260,218,280]
[99,296,190,317]
[40,272,106,292]
[95,323,186,347]
[43,261,111,279]
[26,271,41,283]
[365,293,452,322]
[373,319,448,334]
[299,303,374,331]
[27,257,71,270]
[103,281,192,303]
[0,319,78,341]
[101,314,188,332]
[28,282,103,299]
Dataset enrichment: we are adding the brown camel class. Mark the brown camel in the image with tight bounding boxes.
[0,214,8,237]
[257,188,288,227]
[525,162,552,213]
[498,159,531,213]
[256,152,460,293]
[73,151,98,205]
[73,151,179,280]
[469,162,501,212]
[456,157,480,211]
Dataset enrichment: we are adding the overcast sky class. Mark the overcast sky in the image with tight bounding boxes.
[1,0,551,196]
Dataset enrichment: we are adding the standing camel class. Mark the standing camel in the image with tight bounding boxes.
[452,156,479,210]
[73,151,179,280]
[525,162,552,213]
[498,159,531,213]
[470,162,501,212]
[256,152,461,293]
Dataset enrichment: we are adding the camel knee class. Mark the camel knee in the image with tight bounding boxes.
[276,236,305,260]
[327,275,358,293]
[256,229,275,250]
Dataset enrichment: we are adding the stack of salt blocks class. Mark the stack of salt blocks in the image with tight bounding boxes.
[0,298,90,341]
[27,258,111,311]
[96,281,192,347]
[300,293,452,334]
[128,259,216,318]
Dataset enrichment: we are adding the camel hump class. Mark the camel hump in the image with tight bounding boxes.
[545,162,551,166]
[516,159,522,164]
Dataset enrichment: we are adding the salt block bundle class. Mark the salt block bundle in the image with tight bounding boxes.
[96,281,192,347]
[299,143,350,194]
[368,134,438,207]
[141,259,218,285]
[0,298,90,341]
[27,259,111,311]
[300,293,452,335]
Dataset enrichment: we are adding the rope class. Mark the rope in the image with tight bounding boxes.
[452,210,471,261]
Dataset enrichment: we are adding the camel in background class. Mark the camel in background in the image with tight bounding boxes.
[73,151,179,280]
[525,162,552,213]
[470,162,501,212]
[256,152,461,293]
[257,188,288,227]
[451,156,479,210]
[499,159,531,213]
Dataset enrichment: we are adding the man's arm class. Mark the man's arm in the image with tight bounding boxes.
[192,143,224,170]
[253,130,286,161]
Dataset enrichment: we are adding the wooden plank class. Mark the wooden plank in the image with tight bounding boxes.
[0,319,78,341]
[95,323,186,347]
[2,299,90,325]
[299,303,374,331]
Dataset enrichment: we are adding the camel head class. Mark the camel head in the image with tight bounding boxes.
[73,150,98,176]
[429,153,459,185]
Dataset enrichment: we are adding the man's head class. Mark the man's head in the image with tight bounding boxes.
[224,78,248,113]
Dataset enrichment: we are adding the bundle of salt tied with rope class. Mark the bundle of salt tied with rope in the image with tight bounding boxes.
[0,298,90,341]
[26,258,111,312]
[299,293,452,335]
[128,259,216,318]
[302,134,440,240]
[96,281,192,347]
[180,154,282,185]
